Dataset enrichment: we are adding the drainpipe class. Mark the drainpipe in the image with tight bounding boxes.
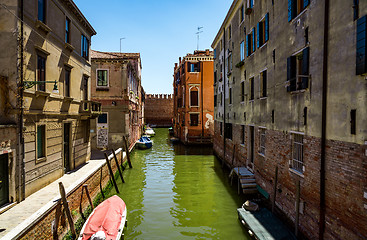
[201,61,204,138]
[223,29,226,167]
[320,0,329,238]
[18,0,25,201]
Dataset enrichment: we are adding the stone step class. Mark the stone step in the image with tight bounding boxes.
[241,183,257,189]
[242,188,258,194]
[240,178,256,184]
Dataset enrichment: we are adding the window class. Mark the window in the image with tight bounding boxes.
[37,125,46,159]
[81,35,89,59]
[303,107,307,125]
[249,77,254,100]
[83,76,88,101]
[229,88,232,104]
[356,15,367,75]
[241,125,245,144]
[351,109,356,134]
[353,0,359,21]
[97,70,108,87]
[97,113,108,124]
[38,0,46,23]
[240,41,245,61]
[291,134,304,173]
[304,27,309,44]
[240,5,245,23]
[257,13,269,48]
[190,89,199,107]
[220,92,223,106]
[214,71,217,84]
[177,98,182,108]
[220,122,223,136]
[65,18,70,43]
[246,28,256,56]
[190,113,199,126]
[214,94,217,107]
[288,0,310,22]
[227,54,232,72]
[260,70,267,98]
[228,25,232,40]
[214,49,217,59]
[224,123,233,140]
[65,68,70,97]
[37,55,46,91]
[259,129,266,156]
[241,81,245,102]
[287,47,309,92]
[188,62,200,72]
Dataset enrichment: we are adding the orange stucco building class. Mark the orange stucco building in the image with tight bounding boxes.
[173,50,214,145]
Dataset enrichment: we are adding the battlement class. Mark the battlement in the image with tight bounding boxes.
[147,94,173,100]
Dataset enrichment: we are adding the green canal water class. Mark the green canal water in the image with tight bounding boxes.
[107,128,251,239]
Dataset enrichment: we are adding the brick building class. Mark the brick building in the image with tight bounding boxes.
[90,50,144,150]
[145,94,173,127]
[212,0,367,239]
[0,0,99,203]
[173,50,214,145]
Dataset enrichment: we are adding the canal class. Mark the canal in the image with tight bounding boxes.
[107,128,251,239]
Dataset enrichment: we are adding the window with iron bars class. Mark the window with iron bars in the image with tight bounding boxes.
[291,134,304,173]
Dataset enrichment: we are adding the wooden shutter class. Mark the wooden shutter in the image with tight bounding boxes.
[356,15,367,75]
[257,23,260,48]
[301,47,309,89]
[265,13,269,42]
[304,0,310,9]
[287,56,297,92]
[288,0,295,22]
[246,35,250,56]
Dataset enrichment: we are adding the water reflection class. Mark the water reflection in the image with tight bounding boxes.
[107,128,249,239]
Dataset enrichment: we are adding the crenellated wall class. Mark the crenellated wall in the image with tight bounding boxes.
[145,94,173,127]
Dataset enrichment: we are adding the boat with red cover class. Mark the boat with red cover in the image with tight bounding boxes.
[78,195,127,240]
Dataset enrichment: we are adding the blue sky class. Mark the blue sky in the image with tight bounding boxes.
[74,0,233,94]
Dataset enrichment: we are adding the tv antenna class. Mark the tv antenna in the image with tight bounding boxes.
[196,27,203,50]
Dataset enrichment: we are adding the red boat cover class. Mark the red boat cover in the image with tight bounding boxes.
[82,195,126,240]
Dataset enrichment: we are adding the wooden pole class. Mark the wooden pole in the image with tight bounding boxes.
[272,165,278,213]
[112,149,125,183]
[123,136,132,168]
[104,153,120,193]
[58,182,76,239]
[231,144,236,167]
[52,200,62,240]
[115,148,125,171]
[79,185,94,220]
[295,180,300,237]
[99,168,105,199]
[84,185,94,209]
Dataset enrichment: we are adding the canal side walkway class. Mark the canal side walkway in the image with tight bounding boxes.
[0,149,125,240]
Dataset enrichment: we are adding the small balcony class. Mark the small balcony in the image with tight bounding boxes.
[80,100,102,118]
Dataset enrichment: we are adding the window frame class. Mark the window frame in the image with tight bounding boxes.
[241,125,245,144]
[240,41,245,61]
[241,81,245,102]
[259,128,266,156]
[290,133,304,174]
[96,69,109,88]
[189,86,199,107]
[288,0,310,22]
[249,77,254,101]
[260,69,267,98]
[81,34,89,60]
[65,17,70,44]
[287,47,309,92]
[64,68,71,97]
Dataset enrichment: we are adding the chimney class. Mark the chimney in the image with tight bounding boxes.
[175,63,178,69]
[206,49,210,56]
[179,57,181,64]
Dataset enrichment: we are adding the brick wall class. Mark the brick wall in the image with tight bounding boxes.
[145,94,173,127]
[213,121,367,239]
[19,151,125,239]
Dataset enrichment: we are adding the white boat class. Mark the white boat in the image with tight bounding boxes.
[144,128,155,136]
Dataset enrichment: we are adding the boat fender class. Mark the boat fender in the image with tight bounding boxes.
[91,231,106,240]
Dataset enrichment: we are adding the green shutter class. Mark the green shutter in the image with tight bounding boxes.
[252,28,256,52]
[265,13,269,42]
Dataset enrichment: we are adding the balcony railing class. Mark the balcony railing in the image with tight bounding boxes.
[80,100,102,117]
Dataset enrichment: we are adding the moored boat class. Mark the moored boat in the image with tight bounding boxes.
[144,127,155,137]
[136,136,153,149]
[78,195,127,240]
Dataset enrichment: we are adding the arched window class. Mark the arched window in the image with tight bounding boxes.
[190,87,199,107]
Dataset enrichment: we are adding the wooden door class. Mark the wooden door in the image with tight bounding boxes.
[0,154,9,206]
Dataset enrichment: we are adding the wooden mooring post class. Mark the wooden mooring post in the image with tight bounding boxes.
[99,167,105,199]
[52,200,62,240]
[112,148,125,183]
[104,152,120,193]
[79,184,94,220]
[58,182,76,239]
[123,136,133,168]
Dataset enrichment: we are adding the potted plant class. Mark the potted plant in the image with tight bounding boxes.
[245,7,252,15]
